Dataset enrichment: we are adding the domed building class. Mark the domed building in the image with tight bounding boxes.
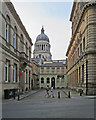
[32,26,67,89]
[33,26,52,64]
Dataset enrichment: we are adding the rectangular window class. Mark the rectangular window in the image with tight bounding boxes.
[62,68,64,73]
[57,67,60,73]
[52,68,55,73]
[41,68,44,73]
[5,59,10,82]
[46,67,50,74]
[5,23,9,42]
[13,64,17,83]
[13,33,16,49]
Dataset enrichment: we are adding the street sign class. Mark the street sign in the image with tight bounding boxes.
[19,72,22,76]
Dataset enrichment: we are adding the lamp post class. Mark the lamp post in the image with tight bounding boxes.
[18,71,22,101]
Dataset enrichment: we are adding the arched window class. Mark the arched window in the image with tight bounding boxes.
[47,77,50,83]
[5,15,10,42]
[42,45,43,50]
[13,26,17,49]
[41,77,44,83]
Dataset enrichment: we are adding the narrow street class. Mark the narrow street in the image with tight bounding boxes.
[2,89,94,118]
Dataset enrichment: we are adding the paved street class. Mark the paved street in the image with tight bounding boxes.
[2,89,95,118]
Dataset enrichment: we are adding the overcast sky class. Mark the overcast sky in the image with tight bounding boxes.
[11,1,73,60]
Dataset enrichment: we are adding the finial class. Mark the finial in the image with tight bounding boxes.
[41,25,44,34]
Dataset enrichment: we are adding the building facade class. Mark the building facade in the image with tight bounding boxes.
[33,27,67,89]
[0,1,33,97]
[66,1,96,95]
[39,60,67,89]
[31,59,39,89]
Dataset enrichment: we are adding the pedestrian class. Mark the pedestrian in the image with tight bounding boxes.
[51,86,54,98]
[45,85,50,97]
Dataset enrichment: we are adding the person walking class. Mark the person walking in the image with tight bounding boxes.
[45,85,50,97]
[51,86,54,98]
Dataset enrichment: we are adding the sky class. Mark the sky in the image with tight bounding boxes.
[11,1,73,60]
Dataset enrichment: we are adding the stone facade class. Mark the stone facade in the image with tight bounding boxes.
[39,60,67,89]
[0,1,33,97]
[32,59,39,89]
[66,1,96,95]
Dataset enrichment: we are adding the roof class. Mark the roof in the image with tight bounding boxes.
[40,62,65,67]
[36,27,49,42]
[32,58,40,64]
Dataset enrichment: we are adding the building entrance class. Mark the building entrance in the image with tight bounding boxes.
[51,77,55,88]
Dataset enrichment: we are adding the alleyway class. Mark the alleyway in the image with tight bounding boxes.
[2,89,94,118]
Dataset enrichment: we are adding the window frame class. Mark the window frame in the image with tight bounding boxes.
[41,78,44,84]
[13,33,16,49]
[5,59,10,83]
[47,78,50,84]
[13,64,17,83]
[5,22,9,42]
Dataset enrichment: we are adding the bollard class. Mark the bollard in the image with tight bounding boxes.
[68,91,71,98]
[80,89,83,96]
[58,91,60,99]
[18,94,20,101]
[80,91,82,96]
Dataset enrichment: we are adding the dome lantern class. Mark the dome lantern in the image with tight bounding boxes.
[36,26,49,42]
[41,26,44,34]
